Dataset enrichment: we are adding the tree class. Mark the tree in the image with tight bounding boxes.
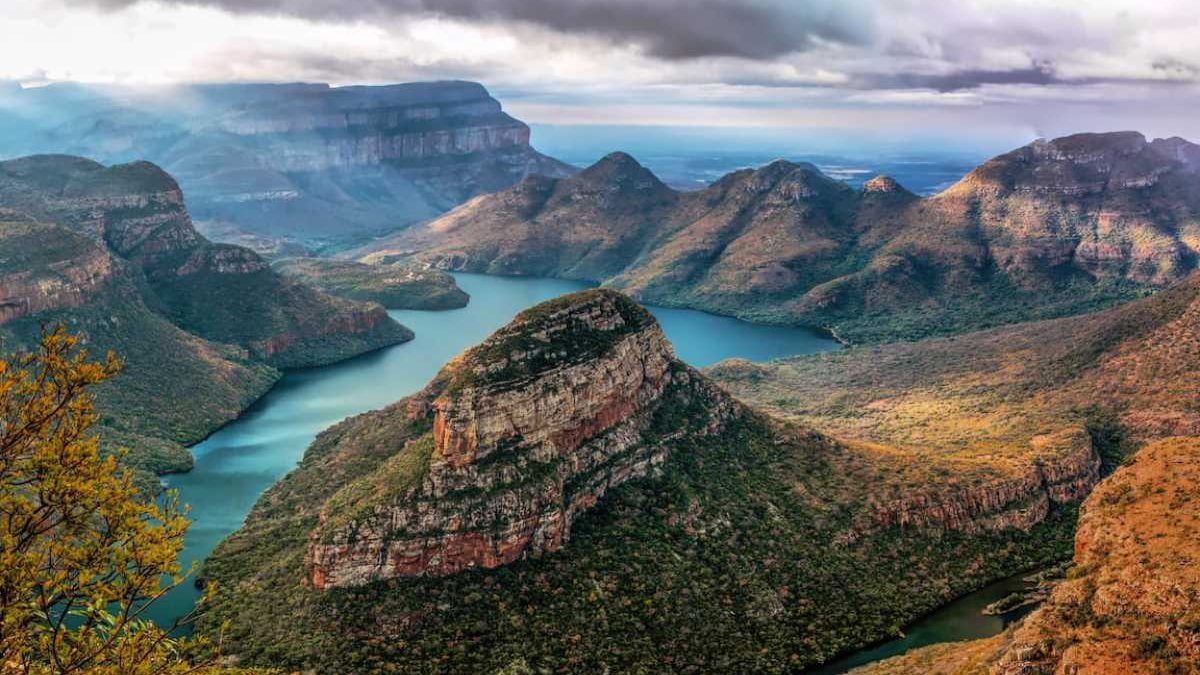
[0,325,224,674]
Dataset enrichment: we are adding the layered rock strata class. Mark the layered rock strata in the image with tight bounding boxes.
[305,290,740,587]
[859,429,1101,535]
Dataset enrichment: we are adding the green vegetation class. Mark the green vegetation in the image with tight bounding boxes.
[0,236,279,484]
[148,248,413,369]
[448,289,653,391]
[272,257,469,310]
[0,326,265,674]
[201,403,1075,673]
[320,435,434,534]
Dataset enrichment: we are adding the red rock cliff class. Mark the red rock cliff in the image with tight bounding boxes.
[306,290,740,588]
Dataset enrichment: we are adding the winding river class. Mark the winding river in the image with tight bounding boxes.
[152,273,838,626]
[150,272,1031,672]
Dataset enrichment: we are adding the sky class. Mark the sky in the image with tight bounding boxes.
[5,1,1200,142]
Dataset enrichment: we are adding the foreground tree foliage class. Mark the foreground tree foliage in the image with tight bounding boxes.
[0,326,241,674]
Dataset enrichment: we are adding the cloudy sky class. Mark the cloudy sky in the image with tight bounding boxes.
[5,0,1200,141]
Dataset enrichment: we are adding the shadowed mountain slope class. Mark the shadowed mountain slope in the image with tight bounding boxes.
[0,81,575,252]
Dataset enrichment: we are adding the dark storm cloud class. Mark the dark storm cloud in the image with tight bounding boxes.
[75,0,874,60]
[861,60,1062,92]
[850,59,1198,93]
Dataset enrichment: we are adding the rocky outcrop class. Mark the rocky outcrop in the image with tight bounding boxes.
[305,290,741,588]
[989,438,1200,675]
[0,222,118,324]
[857,429,1101,536]
[860,438,1200,675]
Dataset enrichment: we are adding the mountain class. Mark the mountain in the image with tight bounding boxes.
[371,132,1200,343]
[0,81,575,251]
[0,155,411,482]
[271,257,469,310]
[850,437,1200,675]
[200,290,1076,673]
[710,265,1200,546]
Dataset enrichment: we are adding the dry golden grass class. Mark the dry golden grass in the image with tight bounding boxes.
[709,272,1200,500]
[858,437,1200,675]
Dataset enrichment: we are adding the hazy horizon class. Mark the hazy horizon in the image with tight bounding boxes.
[5,1,1200,143]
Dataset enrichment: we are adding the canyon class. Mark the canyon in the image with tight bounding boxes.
[0,81,575,251]
[0,154,410,482]
[852,437,1200,675]
[200,289,1080,673]
[373,131,1200,343]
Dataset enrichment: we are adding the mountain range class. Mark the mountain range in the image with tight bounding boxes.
[6,83,1200,672]
[0,81,574,252]
[371,131,1200,343]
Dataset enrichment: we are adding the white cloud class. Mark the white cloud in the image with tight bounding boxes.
[5,0,1200,137]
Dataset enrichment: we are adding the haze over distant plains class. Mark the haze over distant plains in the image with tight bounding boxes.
[5,1,1200,141]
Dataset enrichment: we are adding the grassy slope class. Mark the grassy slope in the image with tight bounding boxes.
[709,271,1200,496]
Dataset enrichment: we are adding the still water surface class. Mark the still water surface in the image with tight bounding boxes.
[807,571,1040,674]
[153,273,838,625]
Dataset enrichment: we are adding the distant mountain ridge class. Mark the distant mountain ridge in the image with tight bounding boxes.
[0,80,575,252]
[371,131,1200,343]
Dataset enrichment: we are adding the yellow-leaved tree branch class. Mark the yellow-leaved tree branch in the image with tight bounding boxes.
[0,325,251,674]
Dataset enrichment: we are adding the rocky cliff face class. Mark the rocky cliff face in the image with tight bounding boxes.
[375,131,1200,344]
[306,290,740,587]
[0,81,575,249]
[0,154,412,482]
[0,154,411,368]
[935,131,1200,286]
[213,82,534,172]
[988,438,1200,675]
[708,272,1200,545]
[855,438,1200,675]
[0,217,280,481]
[855,429,1100,537]
[0,219,118,324]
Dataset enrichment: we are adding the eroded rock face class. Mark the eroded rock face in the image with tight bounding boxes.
[0,223,118,325]
[0,154,409,367]
[857,429,1101,536]
[217,82,534,172]
[306,290,741,588]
